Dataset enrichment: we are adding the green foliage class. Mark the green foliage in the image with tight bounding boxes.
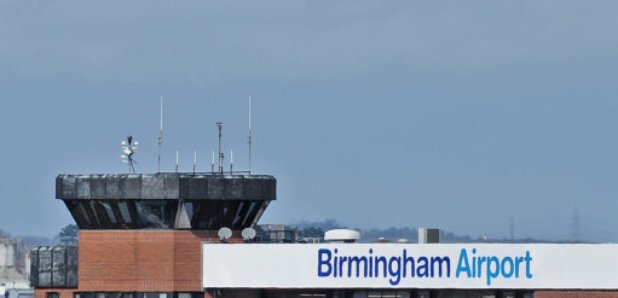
[299,226,324,238]
[59,224,78,244]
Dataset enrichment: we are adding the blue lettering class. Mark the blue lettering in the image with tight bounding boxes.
[317,249,332,277]
[486,256,500,286]
[316,247,532,286]
[402,249,415,278]
[515,256,523,277]
[501,257,514,278]
[375,256,387,278]
[339,256,348,278]
[348,256,368,277]
[525,251,533,279]
[333,249,338,277]
[431,256,451,278]
[388,256,401,285]
[456,248,471,278]
[369,249,374,277]
[477,256,486,278]
[456,248,533,285]
[417,257,428,277]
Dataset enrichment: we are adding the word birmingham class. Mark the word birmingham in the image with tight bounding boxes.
[317,248,533,286]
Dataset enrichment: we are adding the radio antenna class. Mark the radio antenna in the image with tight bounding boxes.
[158,96,164,172]
[193,149,197,174]
[217,122,224,174]
[248,95,252,174]
[230,149,234,174]
[175,150,179,173]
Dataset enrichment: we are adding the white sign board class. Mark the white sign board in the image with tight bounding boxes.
[202,243,618,289]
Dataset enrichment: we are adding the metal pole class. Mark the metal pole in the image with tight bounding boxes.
[230,150,233,174]
[248,95,252,174]
[217,122,223,174]
[158,97,163,172]
[175,150,179,173]
[193,150,197,174]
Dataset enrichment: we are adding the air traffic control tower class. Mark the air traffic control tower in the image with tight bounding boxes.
[31,173,276,298]
[29,173,618,298]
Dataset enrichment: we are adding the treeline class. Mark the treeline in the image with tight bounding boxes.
[289,219,554,243]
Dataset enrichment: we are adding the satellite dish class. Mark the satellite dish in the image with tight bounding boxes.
[241,228,256,240]
[218,227,232,241]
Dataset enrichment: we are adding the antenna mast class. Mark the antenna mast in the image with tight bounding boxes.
[158,96,164,172]
[193,149,197,174]
[248,95,252,174]
[217,122,224,174]
[175,150,179,173]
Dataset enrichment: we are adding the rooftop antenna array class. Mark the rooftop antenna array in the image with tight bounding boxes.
[248,95,252,174]
[120,96,257,175]
[158,96,164,172]
[120,135,139,173]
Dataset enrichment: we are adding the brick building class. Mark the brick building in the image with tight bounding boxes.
[30,173,618,298]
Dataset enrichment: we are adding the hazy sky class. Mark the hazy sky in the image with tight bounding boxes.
[1,1,618,242]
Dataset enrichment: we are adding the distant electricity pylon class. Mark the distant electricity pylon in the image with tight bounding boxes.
[509,216,515,241]
[571,208,581,243]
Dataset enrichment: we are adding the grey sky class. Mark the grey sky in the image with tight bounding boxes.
[1,1,618,241]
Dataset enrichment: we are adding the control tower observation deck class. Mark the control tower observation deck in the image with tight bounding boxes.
[56,173,276,230]
[32,173,276,296]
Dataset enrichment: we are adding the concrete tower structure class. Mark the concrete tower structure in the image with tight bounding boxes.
[32,173,276,298]
[30,173,618,298]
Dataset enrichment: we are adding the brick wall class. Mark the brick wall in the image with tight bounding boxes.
[34,289,75,298]
[76,230,239,292]
[36,233,618,298]
[535,291,618,298]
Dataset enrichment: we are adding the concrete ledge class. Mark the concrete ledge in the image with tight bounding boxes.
[56,173,276,201]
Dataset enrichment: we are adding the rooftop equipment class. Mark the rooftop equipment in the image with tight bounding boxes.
[241,228,257,241]
[418,228,440,244]
[218,227,232,241]
[324,229,361,243]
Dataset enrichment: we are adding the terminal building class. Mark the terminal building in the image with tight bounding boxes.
[30,172,618,298]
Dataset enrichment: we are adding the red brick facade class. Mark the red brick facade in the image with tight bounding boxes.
[534,291,618,298]
[35,230,239,298]
[34,231,618,298]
